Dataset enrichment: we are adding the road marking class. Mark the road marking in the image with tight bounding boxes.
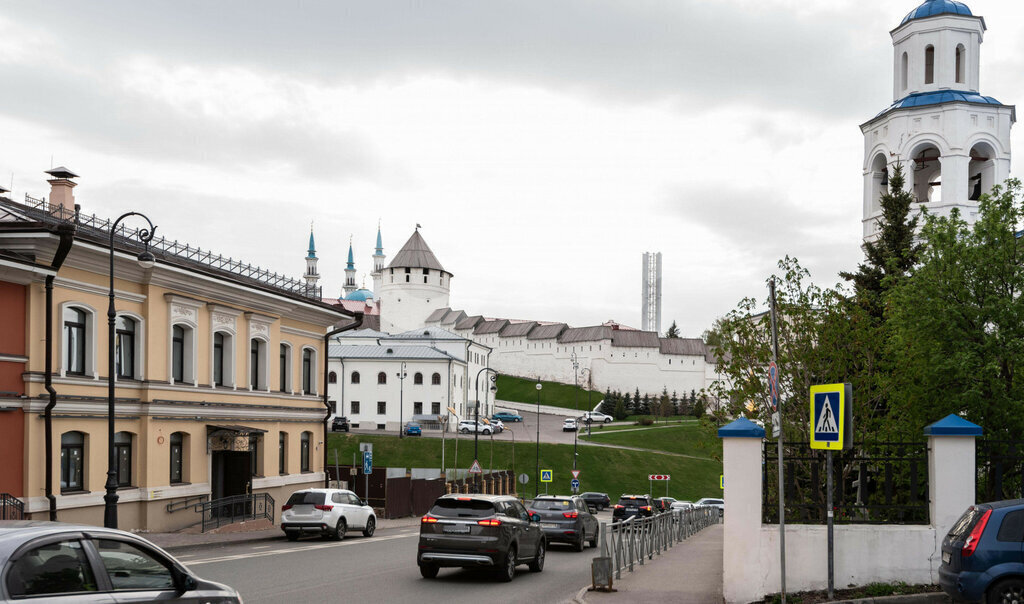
[251,545,272,549]
[185,533,417,566]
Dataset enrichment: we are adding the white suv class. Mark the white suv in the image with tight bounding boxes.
[458,420,493,435]
[281,488,376,541]
[580,411,614,424]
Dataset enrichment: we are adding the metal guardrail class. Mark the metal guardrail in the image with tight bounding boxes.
[178,493,275,533]
[165,494,209,514]
[0,494,25,520]
[599,506,719,580]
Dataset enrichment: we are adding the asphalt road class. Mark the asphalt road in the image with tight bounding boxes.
[178,510,616,603]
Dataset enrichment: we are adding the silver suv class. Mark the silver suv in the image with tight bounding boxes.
[458,420,493,435]
[281,488,376,541]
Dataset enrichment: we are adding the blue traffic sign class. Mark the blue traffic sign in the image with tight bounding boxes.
[363,451,373,474]
[540,469,553,483]
[571,478,580,489]
[768,362,779,411]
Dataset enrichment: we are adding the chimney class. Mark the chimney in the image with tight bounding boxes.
[45,166,79,217]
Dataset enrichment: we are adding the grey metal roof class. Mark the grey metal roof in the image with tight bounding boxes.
[393,326,465,340]
[528,323,567,340]
[426,307,451,323]
[329,344,459,361]
[456,315,485,330]
[474,319,509,335]
[336,328,390,340]
[558,326,612,343]
[500,321,536,337]
[441,310,467,326]
[387,230,448,273]
[45,166,79,179]
[611,330,661,348]
[659,338,707,356]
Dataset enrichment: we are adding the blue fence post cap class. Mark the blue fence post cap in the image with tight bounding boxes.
[924,414,983,436]
[718,417,766,439]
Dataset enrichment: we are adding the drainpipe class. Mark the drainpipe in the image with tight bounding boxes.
[44,222,77,520]
[323,312,363,487]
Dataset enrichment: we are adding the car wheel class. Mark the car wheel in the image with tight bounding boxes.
[285,531,299,542]
[333,518,347,541]
[362,516,376,537]
[497,546,517,582]
[604,417,612,423]
[589,526,600,548]
[988,578,1024,604]
[419,564,439,579]
[529,539,545,572]
[460,428,469,434]
[573,533,585,552]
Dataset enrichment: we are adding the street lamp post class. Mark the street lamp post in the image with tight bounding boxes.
[105,212,156,529]
[535,382,541,498]
[474,367,498,493]
[506,428,516,489]
[571,353,579,475]
[397,362,407,438]
[580,368,592,439]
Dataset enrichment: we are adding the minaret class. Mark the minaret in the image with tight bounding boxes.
[343,235,358,297]
[304,225,320,292]
[859,0,1014,242]
[371,222,386,293]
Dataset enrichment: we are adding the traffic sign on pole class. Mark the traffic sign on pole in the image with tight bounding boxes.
[518,473,529,485]
[768,361,779,412]
[362,451,372,474]
[647,474,670,481]
[571,470,581,479]
[571,478,580,491]
[540,469,553,483]
[809,383,852,450]
[469,459,483,474]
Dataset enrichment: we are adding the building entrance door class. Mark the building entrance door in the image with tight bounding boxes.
[211,450,251,517]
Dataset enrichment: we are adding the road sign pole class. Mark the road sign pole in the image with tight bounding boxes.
[827,449,834,600]
[770,277,787,604]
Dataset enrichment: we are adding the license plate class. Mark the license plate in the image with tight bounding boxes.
[942,552,950,565]
[541,523,558,529]
[442,524,471,534]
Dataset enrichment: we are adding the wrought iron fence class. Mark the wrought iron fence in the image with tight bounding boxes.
[0,494,25,520]
[977,440,1024,502]
[180,493,275,533]
[762,441,929,525]
[599,506,718,580]
[5,194,321,300]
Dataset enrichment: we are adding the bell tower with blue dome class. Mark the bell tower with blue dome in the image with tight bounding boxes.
[859,0,1015,241]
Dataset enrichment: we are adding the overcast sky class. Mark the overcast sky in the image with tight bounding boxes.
[2,0,1022,336]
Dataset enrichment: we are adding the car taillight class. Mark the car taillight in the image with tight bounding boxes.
[477,518,502,526]
[281,504,292,511]
[962,509,992,557]
[643,506,652,511]
[614,504,624,509]
[457,497,472,501]
[314,504,333,511]
[563,511,578,519]
[421,515,439,524]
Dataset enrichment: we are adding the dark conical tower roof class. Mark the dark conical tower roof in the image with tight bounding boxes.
[387,230,447,273]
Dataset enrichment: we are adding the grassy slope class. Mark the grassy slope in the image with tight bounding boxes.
[581,423,722,460]
[327,431,722,501]
[495,374,603,412]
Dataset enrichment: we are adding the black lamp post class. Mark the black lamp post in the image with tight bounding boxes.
[397,362,407,438]
[105,212,156,529]
[581,368,592,439]
[534,382,541,498]
[474,367,498,493]
[571,353,579,475]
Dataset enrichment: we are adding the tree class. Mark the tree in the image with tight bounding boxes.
[659,387,671,420]
[613,397,627,420]
[623,391,633,415]
[665,321,681,339]
[702,317,728,348]
[671,390,680,415]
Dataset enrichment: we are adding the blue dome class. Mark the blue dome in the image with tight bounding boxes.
[875,90,1003,119]
[901,0,972,25]
[345,288,374,302]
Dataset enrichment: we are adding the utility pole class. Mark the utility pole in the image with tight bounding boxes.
[535,382,542,498]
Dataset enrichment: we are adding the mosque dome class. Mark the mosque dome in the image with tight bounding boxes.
[900,0,972,26]
[345,288,374,302]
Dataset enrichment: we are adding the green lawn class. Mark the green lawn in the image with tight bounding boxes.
[495,375,602,412]
[581,422,722,460]
[579,419,697,434]
[327,432,722,501]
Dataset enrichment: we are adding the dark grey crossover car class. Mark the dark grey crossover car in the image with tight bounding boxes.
[418,494,546,582]
[0,520,240,602]
[528,495,600,551]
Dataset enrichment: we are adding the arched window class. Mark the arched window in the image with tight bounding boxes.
[114,432,132,487]
[924,45,935,84]
[63,307,87,375]
[115,316,136,379]
[431,372,441,385]
[213,332,227,386]
[912,144,943,203]
[60,431,85,492]
[956,44,965,84]
[250,338,266,390]
[901,52,909,92]
[328,371,337,384]
[172,325,185,383]
[300,432,311,472]
[170,432,186,484]
[279,344,291,392]
[414,372,423,385]
[302,349,314,394]
[377,371,387,385]
[968,142,997,201]
[351,371,361,384]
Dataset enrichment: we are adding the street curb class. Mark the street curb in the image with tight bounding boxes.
[825,592,951,604]
[157,532,283,553]
[571,584,590,603]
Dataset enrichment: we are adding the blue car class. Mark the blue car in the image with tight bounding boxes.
[404,422,422,436]
[939,499,1024,602]
[491,411,523,423]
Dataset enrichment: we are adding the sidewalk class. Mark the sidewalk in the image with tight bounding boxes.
[580,523,723,604]
[143,515,423,552]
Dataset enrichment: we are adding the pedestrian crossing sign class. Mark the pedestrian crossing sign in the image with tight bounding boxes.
[540,469,553,483]
[809,383,852,450]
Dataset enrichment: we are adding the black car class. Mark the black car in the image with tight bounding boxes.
[581,492,611,511]
[528,496,600,552]
[653,497,677,514]
[331,416,350,432]
[418,494,545,582]
[612,494,654,521]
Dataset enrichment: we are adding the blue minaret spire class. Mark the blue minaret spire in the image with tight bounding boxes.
[307,225,317,259]
[304,222,320,291]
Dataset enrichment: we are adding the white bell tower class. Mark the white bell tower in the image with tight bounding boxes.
[859,0,1015,241]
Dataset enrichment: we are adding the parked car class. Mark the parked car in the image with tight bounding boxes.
[612,494,654,521]
[653,497,677,513]
[491,411,523,423]
[528,495,600,552]
[696,497,725,517]
[581,492,611,511]
[418,493,545,581]
[580,411,614,424]
[458,420,493,435]
[562,418,578,432]
[0,520,241,602]
[670,501,695,511]
[331,416,350,432]
[281,488,376,541]
[939,500,1024,602]
[404,421,422,436]
[489,419,505,433]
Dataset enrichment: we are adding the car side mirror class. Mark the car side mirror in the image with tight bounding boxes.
[173,568,197,594]
[530,514,540,523]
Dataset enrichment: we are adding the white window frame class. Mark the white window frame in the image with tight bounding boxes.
[209,304,240,389]
[114,311,146,382]
[248,335,270,391]
[58,301,98,379]
[169,321,197,386]
[300,345,318,396]
[280,341,293,394]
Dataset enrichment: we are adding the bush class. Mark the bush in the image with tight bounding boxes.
[638,417,654,426]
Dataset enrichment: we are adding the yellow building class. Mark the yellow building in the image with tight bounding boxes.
[0,170,352,531]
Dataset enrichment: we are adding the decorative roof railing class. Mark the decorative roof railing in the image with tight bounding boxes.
[10,193,322,300]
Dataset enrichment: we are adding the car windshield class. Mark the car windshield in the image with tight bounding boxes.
[618,496,645,505]
[531,499,573,511]
[286,492,326,506]
[429,498,495,518]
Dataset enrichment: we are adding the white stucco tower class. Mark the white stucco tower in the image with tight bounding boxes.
[859,0,1015,241]
[377,228,452,334]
